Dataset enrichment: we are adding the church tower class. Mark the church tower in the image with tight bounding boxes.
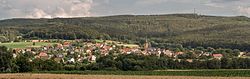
[144,38,151,54]
[144,39,149,50]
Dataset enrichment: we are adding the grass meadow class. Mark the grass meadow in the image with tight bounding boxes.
[0,42,58,48]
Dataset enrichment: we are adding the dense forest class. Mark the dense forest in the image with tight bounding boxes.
[0,14,250,50]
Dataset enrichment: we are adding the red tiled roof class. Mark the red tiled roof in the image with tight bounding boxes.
[103,46,112,50]
[176,52,184,55]
[95,43,102,47]
[63,42,71,45]
[39,52,48,57]
[32,40,39,42]
[213,54,223,57]
[123,48,131,52]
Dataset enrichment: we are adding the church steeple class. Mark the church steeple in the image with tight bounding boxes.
[144,38,149,50]
[144,37,150,54]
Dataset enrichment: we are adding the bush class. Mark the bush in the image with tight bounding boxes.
[64,65,76,71]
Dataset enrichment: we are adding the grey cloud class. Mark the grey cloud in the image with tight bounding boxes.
[0,0,93,19]
[209,0,241,3]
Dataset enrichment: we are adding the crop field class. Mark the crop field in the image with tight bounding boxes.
[0,74,249,79]
[0,42,58,48]
[34,70,250,77]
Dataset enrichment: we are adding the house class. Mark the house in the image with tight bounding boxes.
[156,49,162,57]
[32,40,39,42]
[103,46,112,51]
[100,49,109,56]
[174,52,184,58]
[212,54,223,59]
[63,42,71,47]
[43,46,48,50]
[121,48,132,54]
[57,44,64,49]
[186,59,193,63]
[56,54,64,58]
[95,43,104,48]
[163,50,173,57]
[31,51,37,54]
[41,40,49,42]
[39,52,48,59]
[68,58,75,63]
[176,52,184,55]
[202,52,211,56]
[89,55,96,62]
[131,48,140,53]
[13,48,22,53]
[70,51,75,54]
[77,57,84,62]
[86,49,92,53]
[238,52,245,57]
[86,43,93,47]
[21,49,26,54]
[25,48,32,52]
[13,53,17,58]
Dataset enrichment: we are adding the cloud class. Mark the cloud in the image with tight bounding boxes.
[0,0,93,19]
[135,0,199,5]
[209,0,241,3]
[1,0,250,19]
[204,3,224,8]
[135,0,169,5]
[237,6,250,16]
[201,0,249,9]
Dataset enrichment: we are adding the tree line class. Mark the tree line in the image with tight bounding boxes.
[1,46,250,72]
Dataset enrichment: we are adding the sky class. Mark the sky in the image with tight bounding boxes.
[0,0,250,19]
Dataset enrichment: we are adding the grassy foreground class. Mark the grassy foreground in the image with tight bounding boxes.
[33,70,250,77]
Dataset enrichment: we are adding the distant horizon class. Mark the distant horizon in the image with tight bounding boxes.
[1,13,249,21]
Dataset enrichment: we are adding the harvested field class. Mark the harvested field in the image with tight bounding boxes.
[0,74,249,79]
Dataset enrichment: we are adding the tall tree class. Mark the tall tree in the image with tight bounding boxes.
[0,46,17,72]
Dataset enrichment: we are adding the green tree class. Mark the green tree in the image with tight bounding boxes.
[221,58,232,69]
[33,42,36,46]
[207,59,221,69]
[0,46,17,72]
[15,53,33,72]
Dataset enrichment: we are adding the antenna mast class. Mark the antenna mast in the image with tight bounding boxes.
[194,8,196,14]
[193,8,197,18]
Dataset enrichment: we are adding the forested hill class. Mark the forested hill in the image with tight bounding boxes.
[1,14,250,50]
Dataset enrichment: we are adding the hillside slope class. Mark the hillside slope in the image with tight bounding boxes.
[0,14,250,50]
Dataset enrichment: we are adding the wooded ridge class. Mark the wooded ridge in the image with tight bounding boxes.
[0,14,250,50]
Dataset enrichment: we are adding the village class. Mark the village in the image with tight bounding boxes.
[7,39,249,65]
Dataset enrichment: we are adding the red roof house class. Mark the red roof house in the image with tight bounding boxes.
[63,42,71,47]
[39,52,48,59]
[212,54,223,59]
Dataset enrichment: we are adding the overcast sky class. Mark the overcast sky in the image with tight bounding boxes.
[0,0,249,19]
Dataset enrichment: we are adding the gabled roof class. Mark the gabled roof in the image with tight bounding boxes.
[39,52,48,57]
[213,54,223,57]
[63,42,71,45]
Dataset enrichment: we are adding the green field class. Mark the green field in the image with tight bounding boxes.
[117,44,139,48]
[34,70,250,77]
[0,42,58,48]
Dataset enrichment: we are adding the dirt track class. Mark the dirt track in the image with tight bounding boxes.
[0,73,249,79]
